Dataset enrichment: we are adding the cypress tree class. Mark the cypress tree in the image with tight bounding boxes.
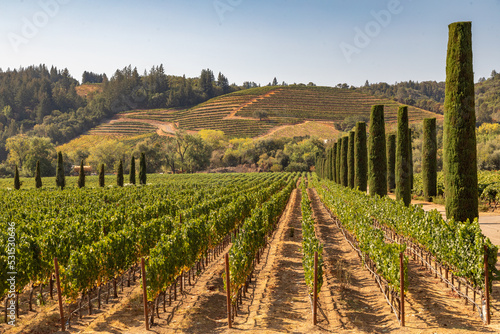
[396,106,411,206]
[368,105,387,197]
[422,118,437,201]
[347,131,355,188]
[325,148,332,180]
[14,165,20,190]
[336,139,341,183]
[99,164,105,187]
[332,143,337,182]
[330,146,335,181]
[78,159,85,188]
[35,160,42,189]
[386,134,396,192]
[56,151,65,190]
[117,160,124,187]
[130,156,136,185]
[139,152,147,185]
[444,21,478,222]
[340,136,348,186]
[409,128,414,191]
[354,121,368,192]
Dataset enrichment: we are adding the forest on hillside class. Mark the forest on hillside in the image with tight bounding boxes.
[359,70,500,125]
[0,65,255,161]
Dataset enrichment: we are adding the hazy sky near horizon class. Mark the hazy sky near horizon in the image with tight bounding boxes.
[1,0,499,87]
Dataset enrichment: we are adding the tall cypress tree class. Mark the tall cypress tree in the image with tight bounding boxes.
[386,134,396,192]
[336,139,341,183]
[444,21,478,222]
[347,131,355,188]
[332,143,337,182]
[325,148,332,180]
[396,106,411,206]
[117,160,124,187]
[56,151,65,190]
[14,165,20,190]
[340,136,348,186]
[368,105,387,197]
[130,156,136,185]
[330,146,335,181]
[99,164,105,187]
[422,118,437,201]
[35,160,42,189]
[409,128,414,191]
[78,159,85,188]
[354,121,368,192]
[139,152,147,185]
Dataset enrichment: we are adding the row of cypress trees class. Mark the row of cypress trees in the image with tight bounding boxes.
[316,21,474,224]
[13,152,147,190]
[316,120,368,193]
[316,104,437,209]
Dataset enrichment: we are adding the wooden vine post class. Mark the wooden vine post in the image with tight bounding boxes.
[313,251,318,326]
[141,258,149,331]
[53,257,65,332]
[225,253,232,328]
[484,245,490,325]
[399,252,405,327]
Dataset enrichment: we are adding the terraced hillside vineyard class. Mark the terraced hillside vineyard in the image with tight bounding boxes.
[82,86,442,139]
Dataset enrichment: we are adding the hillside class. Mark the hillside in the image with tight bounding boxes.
[84,85,442,140]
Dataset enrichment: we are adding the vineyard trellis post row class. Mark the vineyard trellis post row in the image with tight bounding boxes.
[313,251,318,326]
[400,252,405,327]
[443,21,478,222]
[225,253,232,329]
[53,258,65,332]
[141,258,149,330]
[368,105,387,197]
[484,245,491,325]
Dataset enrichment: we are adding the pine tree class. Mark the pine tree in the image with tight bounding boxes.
[78,159,85,188]
[56,151,65,190]
[14,165,20,190]
[340,136,348,187]
[117,160,124,187]
[99,164,105,187]
[35,160,42,189]
[130,156,136,185]
[396,106,411,206]
[347,131,355,188]
[444,22,478,222]
[386,134,396,192]
[354,121,368,192]
[368,105,387,197]
[139,152,147,185]
[422,118,437,201]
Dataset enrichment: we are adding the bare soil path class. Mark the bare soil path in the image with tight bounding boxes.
[308,188,398,333]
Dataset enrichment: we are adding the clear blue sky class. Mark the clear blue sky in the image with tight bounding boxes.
[1,0,499,87]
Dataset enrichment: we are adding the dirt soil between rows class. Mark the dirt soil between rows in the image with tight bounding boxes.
[5,186,500,333]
